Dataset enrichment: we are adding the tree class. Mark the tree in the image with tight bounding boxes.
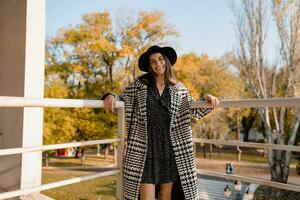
[118,10,178,83]
[44,10,178,145]
[232,0,300,187]
[50,12,118,94]
[174,53,247,134]
[241,108,259,142]
[174,53,247,157]
[44,12,119,145]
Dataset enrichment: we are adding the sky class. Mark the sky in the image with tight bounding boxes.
[46,0,236,58]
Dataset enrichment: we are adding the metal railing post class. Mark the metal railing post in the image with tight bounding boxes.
[116,103,125,200]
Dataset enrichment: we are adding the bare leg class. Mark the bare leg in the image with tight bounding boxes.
[159,182,173,200]
[140,183,156,200]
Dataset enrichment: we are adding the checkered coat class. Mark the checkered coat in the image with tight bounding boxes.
[118,77,213,200]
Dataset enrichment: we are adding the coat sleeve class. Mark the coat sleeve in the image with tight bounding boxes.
[118,82,137,104]
[100,82,136,104]
[100,82,137,136]
[119,83,138,139]
[186,89,214,120]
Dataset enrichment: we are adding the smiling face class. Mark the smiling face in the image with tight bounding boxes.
[149,52,166,76]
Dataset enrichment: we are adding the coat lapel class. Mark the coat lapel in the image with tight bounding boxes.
[136,79,147,131]
[169,84,181,130]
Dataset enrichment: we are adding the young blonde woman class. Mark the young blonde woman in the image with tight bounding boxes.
[102,45,220,200]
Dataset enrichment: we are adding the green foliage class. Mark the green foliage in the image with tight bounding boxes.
[44,10,177,144]
[44,108,77,144]
[44,12,120,144]
[44,10,252,144]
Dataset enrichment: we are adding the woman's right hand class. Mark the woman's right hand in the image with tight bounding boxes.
[103,94,116,112]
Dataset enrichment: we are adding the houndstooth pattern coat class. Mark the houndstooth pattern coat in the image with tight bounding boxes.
[118,77,213,200]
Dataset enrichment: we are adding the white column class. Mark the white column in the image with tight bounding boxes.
[0,0,46,196]
[21,0,46,189]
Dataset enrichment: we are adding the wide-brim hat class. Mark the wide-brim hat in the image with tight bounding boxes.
[138,45,177,72]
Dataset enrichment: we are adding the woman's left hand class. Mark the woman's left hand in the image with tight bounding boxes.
[204,94,220,108]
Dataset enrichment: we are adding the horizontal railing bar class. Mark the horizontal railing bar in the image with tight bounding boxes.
[0,138,121,156]
[0,169,120,200]
[0,96,299,108]
[0,96,124,108]
[192,97,300,108]
[197,169,300,192]
[193,138,300,152]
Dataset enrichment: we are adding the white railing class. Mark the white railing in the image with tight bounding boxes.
[196,169,300,192]
[0,96,124,108]
[0,96,125,200]
[193,97,300,193]
[0,96,300,199]
[0,138,121,156]
[193,138,300,152]
[0,170,120,200]
[193,139,300,192]
[191,97,300,108]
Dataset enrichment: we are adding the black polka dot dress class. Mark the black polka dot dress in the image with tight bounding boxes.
[141,79,180,184]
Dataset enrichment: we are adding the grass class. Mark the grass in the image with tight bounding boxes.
[42,169,116,200]
[196,151,269,163]
[41,154,117,199]
[43,155,114,168]
[40,149,299,199]
[255,185,300,200]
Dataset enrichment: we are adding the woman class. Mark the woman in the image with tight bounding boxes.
[102,45,220,200]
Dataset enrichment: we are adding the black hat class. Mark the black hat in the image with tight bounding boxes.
[138,45,177,72]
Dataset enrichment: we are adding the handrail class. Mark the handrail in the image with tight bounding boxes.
[192,97,300,108]
[193,138,300,152]
[0,96,300,199]
[1,138,298,157]
[197,169,300,192]
[0,96,299,108]
[0,96,124,108]
[0,138,121,156]
[0,170,120,200]
[0,96,125,199]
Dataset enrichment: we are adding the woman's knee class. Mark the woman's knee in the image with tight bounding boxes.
[159,191,171,200]
[159,183,173,200]
[140,183,155,200]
